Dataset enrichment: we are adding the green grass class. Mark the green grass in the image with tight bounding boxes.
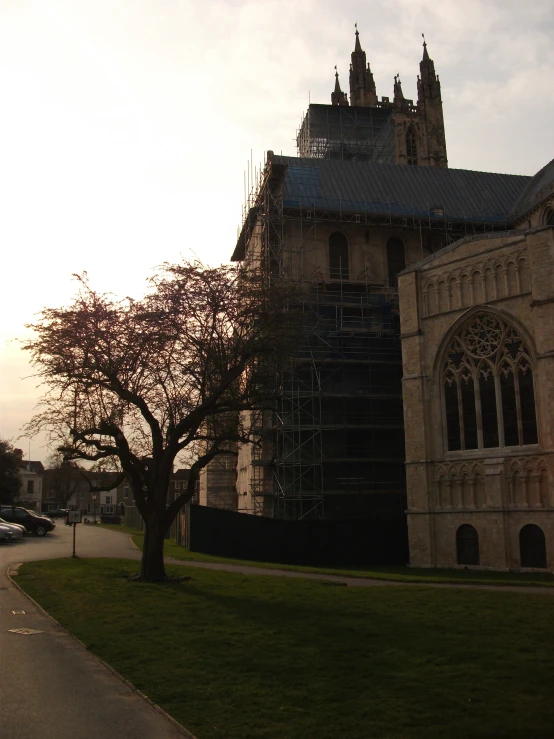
[16,557,554,738]
[98,523,554,588]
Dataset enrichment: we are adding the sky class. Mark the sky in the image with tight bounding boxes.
[1,0,553,463]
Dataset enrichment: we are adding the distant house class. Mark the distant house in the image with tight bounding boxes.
[170,468,198,504]
[16,460,44,511]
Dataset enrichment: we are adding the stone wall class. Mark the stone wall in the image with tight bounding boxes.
[400,222,554,570]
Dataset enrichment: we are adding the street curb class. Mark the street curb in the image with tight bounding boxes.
[7,563,198,739]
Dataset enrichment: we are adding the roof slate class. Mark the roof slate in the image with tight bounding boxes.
[508,157,554,224]
[273,155,530,225]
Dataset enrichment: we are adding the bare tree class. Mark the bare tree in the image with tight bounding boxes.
[23,261,298,581]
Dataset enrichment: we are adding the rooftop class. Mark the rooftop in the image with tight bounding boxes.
[233,155,531,261]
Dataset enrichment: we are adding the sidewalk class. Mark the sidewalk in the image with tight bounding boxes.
[0,527,196,739]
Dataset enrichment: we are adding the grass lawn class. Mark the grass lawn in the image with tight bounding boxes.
[98,523,554,588]
[16,557,554,739]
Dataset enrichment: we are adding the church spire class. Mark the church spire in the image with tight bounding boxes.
[354,22,362,52]
[331,66,349,106]
[416,35,448,167]
[349,24,377,107]
[418,34,440,102]
[422,33,429,61]
[393,74,405,108]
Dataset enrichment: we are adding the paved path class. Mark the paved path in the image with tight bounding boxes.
[0,524,194,739]
[161,556,554,595]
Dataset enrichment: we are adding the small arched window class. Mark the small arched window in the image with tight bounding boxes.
[406,127,417,166]
[329,232,349,280]
[543,207,554,226]
[442,312,538,451]
[386,237,405,288]
[456,524,480,565]
[520,524,547,568]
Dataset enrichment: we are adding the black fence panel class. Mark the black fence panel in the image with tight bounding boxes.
[189,504,408,566]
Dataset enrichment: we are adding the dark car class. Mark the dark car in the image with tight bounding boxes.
[0,506,56,537]
[45,508,69,519]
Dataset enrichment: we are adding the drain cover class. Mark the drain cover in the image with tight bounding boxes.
[8,628,43,635]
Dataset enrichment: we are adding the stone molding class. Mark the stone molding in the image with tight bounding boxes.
[421,245,529,317]
[430,455,552,511]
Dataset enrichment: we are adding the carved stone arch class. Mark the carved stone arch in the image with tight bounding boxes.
[460,467,475,508]
[448,274,459,310]
[426,281,438,315]
[541,204,554,226]
[537,463,551,507]
[512,467,525,506]
[494,261,507,299]
[471,267,483,303]
[460,272,472,307]
[437,279,449,312]
[523,458,538,475]
[475,467,486,507]
[505,259,518,295]
[508,458,525,475]
[517,256,531,292]
[434,464,448,480]
[432,305,537,380]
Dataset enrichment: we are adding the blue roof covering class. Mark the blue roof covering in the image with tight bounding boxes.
[509,157,554,223]
[274,155,530,225]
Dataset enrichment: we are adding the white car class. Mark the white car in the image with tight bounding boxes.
[0,517,26,537]
[0,524,13,542]
[0,519,24,540]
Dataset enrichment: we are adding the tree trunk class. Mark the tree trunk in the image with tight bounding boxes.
[140,509,167,582]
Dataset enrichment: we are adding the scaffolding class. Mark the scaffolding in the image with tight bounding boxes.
[297,103,397,163]
[236,153,514,521]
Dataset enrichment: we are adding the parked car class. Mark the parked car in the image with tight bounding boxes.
[0,518,24,540]
[0,524,13,542]
[45,508,69,519]
[0,506,56,537]
[0,517,26,535]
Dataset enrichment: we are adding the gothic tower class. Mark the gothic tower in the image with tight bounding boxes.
[416,38,448,167]
[297,28,448,167]
[349,24,377,106]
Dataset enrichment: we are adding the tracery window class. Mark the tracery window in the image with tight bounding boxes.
[329,232,349,280]
[443,312,538,452]
[406,127,417,166]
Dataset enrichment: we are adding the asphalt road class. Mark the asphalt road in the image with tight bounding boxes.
[0,523,193,739]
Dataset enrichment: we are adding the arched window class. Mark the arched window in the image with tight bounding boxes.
[329,232,349,280]
[442,312,538,451]
[456,524,480,565]
[406,127,417,166]
[543,207,554,226]
[387,237,405,288]
[519,524,547,568]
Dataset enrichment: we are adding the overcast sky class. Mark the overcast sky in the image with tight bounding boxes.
[1,0,553,462]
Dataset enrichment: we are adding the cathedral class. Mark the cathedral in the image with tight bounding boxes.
[200,29,554,571]
[400,161,554,570]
